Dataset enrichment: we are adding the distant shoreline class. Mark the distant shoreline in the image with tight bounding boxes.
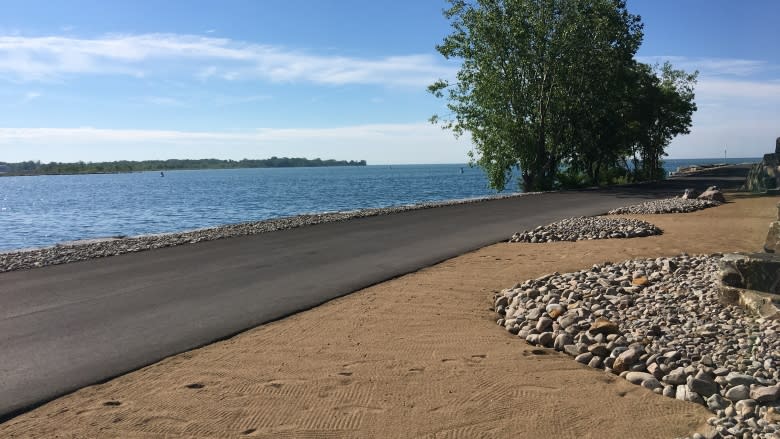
[0,157,367,177]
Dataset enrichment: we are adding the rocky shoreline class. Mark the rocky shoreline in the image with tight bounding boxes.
[510,216,661,243]
[495,254,779,438]
[0,191,537,274]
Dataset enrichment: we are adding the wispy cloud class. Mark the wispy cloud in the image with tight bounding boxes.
[141,96,186,107]
[696,78,780,100]
[213,94,271,106]
[639,56,780,157]
[20,90,41,103]
[638,56,770,77]
[0,33,455,86]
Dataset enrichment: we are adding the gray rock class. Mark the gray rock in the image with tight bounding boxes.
[575,352,593,364]
[724,384,750,402]
[536,317,553,332]
[726,373,757,387]
[558,314,577,329]
[688,377,719,397]
[587,343,610,358]
[707,394,728,411]
[641,378,663,391]
[676,385,704,404]
[664,367,688,386]
[554,334,573,351]
[526,308,542,321]
[750,385,780,403]
[626,372,655,385]
[698,189,726,203]
[563,344,580,357]
[537,331,554,347]
[588,356,603,369]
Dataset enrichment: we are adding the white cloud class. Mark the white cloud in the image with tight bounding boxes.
[0,123,471,164]
[638,56,770,77]
[213,94,271,106]
[21,90,41,102]
[635,56,779,158]
[0,33,455,86]
[696,77,780,100]
[142,96,186,106]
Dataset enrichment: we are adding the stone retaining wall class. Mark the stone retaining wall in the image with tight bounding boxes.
[743,138,780,193]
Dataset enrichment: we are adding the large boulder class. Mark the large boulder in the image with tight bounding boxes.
[719,253,780,320]
[681,188,698,199]
[697,188,726,203]
[719,253,780,293]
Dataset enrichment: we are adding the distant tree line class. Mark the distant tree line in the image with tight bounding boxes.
[429,0,698,191]
[0,157,368,176]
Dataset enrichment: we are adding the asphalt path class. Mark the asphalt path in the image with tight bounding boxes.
[0,165,752,421]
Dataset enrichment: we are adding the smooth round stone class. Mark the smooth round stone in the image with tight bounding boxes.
[553,333,573,351]
[641,378,663,390]
[575,352,593,364]
[726,373,757,387]
[588,356,603,369]
[625,372,655,385]
[546,303,565,315]
[725,385,751,402]
[587,343,610,357]
[537,331,554,347]
[536,317,553,332]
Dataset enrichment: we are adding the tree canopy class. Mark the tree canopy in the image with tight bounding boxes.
[429,0,697,191]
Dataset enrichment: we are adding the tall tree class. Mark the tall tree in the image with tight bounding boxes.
[429,0,643,191]
[628,62,698,180]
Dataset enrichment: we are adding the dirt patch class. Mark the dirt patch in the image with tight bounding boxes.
[2,194,775,438]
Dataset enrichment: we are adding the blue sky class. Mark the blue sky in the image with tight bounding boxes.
[0,0,777,164]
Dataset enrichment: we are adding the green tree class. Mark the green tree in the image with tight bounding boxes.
[430,0,643,191]
[627,62,698,180]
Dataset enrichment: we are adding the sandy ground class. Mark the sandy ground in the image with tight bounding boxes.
[2,194,777,439]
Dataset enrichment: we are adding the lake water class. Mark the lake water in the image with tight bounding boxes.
[0,158,758,252]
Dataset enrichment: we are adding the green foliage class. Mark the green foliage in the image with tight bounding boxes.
[626,62,698,181]
[0,157,367,176]
[430,0,697,191]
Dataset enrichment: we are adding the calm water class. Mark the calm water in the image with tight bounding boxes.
[0,159,758,252]
[0,164,517,252]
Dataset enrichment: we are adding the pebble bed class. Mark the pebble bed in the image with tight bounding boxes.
[510,217,661,243]
[494,254,779,438]
[608,198,722,215]
[0,192,539,274]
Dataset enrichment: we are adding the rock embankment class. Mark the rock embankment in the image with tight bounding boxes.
[608,198,721,215]
[494,254,779,438]
[0,192,537,274]
[510,217,661,243]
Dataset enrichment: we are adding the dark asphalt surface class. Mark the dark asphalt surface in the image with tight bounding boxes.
[0,165,752,421]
